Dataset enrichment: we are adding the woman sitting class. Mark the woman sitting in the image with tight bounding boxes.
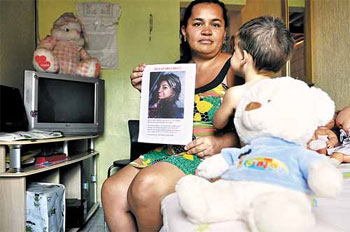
[101,1,241,231]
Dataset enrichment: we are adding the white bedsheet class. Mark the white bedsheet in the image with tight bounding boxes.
[160,165,350,232]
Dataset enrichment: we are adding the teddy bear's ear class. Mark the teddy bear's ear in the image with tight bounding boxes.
[310,87,335,127]
[53,12,76,27]
[77,18,88,44]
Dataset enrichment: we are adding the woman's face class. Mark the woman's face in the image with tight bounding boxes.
[158,80,174,100]
[181,3,226,59]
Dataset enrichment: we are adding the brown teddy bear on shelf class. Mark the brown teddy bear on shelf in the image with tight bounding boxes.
[33,12,100,78]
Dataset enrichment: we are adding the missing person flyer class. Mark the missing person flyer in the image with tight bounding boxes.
[138,63,196,145]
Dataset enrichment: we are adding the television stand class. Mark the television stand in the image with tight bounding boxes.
[0,135,99,231]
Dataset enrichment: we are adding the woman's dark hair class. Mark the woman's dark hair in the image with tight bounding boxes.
[179,0,228,63]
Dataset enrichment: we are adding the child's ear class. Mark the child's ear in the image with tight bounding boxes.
[241,50,249,64]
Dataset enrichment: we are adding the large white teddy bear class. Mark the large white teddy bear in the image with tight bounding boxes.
[176,77,343,232]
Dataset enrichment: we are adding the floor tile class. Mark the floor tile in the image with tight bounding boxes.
[78,207,108,232]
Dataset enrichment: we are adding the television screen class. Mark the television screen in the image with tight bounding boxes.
[24,70,104,136]
[38,78,95,123]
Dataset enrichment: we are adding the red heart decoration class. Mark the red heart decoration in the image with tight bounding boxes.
[35,55,51,70]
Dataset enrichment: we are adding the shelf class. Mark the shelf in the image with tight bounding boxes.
[0,135,98,145]
[0,135,98,172]
[0,151,98,177]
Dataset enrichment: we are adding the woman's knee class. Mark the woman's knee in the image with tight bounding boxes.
[128,172,167,208]
[102,177,114,194]
[102,166,139,201]
[102,177,130,206]
[127,163,184,211]
[102,177,119,202]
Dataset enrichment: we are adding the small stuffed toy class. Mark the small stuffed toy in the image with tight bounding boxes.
[307,125,339,156]
[33,13,100,78]
[328,106,350,163]
[176,77,343,232]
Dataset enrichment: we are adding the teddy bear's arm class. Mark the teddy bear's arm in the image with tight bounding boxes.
[196,146,249,179]
[307,160,343,198]
[196,154,229,179]
[79,48,91,60]
[299,151,343,197]
[37,36,57,50]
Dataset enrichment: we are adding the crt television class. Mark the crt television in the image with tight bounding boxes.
[24,70,105,136]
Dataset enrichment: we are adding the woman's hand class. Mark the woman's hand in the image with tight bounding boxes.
[185,135,219,158]
[184,132,239,158]
[130,63,146,91]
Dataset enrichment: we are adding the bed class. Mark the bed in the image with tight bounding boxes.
[160,164,350,232]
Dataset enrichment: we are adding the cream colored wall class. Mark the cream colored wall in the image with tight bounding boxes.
[241,0,282,23]
[289,0,304,8]
[38,0,180,201]
[311,0,350,110]
[228,0,282,37]
[0,0,35,94]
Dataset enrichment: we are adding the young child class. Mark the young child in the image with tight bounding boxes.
[213,16,295,129]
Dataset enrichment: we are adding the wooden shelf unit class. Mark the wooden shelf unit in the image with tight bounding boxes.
[0,135,99,232]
